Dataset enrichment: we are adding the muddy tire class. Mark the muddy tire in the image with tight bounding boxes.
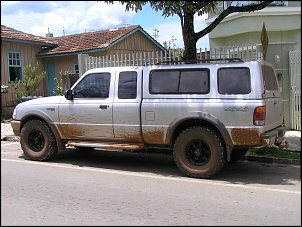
[20,119,58,161]
[229,148,248,163]
[173,126,226,179]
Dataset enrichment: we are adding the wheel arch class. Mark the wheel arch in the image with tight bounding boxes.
[20,113,65,150]
[165,112,234,160]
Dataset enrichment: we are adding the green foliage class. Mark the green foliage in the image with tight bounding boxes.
[11,63,46,103]
[52,70,72,96]
[52,78,63,95]
[247,146,300,159]
[60,69,72,75]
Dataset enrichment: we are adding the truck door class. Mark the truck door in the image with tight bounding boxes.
[58,69,115,139]
[112,67,143,142]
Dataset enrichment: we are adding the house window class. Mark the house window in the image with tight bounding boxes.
[72,63,79,74]
[7,51,22,82]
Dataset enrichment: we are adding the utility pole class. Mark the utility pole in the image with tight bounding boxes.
[153,28,159,40]
[171,36,177,49]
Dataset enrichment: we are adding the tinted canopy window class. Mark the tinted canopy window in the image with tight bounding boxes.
[118,71,137,99]
[150,69,209,94]
[218,68,251,95]
[261,65,278,91]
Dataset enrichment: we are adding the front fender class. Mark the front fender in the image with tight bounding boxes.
[19,110,64,146]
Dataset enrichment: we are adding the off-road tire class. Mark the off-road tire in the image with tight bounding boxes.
[229,148,248,163]
[173,126,226,179]
[20,119,58,161]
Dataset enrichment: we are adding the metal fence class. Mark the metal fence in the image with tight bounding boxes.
[78,45,262,76]
[289,50,301,131]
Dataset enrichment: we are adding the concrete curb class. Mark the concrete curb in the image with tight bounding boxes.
[1,135,300,165]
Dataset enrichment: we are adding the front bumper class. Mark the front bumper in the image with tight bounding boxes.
[11,120,21,136]
[262,126,286,146]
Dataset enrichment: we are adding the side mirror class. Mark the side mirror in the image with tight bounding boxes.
[64,89,74,100]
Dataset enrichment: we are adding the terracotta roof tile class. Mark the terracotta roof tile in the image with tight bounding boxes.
[38,25,142,56]
[1,25,160,57]
[1,25,57,45]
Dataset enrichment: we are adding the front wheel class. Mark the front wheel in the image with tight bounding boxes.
[20,119,58,161]
[173,126,226,179]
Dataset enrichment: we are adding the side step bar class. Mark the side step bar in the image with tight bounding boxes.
[67,141,145,151]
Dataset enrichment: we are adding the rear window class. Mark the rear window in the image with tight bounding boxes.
[261,65,279,91]
[150,69,210,94]
[118,71,137,99]
[218,67,251,95]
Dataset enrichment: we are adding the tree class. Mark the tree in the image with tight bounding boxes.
[11,63,46,103]
[105,1,273,60]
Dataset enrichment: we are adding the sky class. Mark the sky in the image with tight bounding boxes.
[1,1,210,49]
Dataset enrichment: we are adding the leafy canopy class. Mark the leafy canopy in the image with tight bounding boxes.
[105,1,273,60]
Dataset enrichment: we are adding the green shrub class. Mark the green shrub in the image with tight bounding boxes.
[11,63,46,102]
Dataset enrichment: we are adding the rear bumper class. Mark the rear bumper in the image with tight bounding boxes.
[262,126,286,146]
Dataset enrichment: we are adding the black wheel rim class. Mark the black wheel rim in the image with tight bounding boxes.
[28,129,45,152]
[185,139,211,166]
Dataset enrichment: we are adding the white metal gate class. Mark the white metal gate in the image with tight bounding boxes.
[289,50,301,131]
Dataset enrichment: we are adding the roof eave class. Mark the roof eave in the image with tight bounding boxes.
[1,37,57,46]
[36,48,106,58]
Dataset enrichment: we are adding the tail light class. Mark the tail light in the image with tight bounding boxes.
[254,106,266,126]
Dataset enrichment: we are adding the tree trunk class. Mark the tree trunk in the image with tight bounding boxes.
[182,10,197,61]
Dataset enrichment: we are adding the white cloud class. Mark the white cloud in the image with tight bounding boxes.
[1,1,209,48]
[1,1,134,37]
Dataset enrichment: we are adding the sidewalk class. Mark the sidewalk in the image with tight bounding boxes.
[1,122,300,164]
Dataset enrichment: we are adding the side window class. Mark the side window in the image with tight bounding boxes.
[218,67,251,95]
[179,70,209,93]
[150,69,209,94]
[118,71,137,99]
[73,72,110,98]
[261,65,278,91]
[7,51,22,82]
[150,70,179,93]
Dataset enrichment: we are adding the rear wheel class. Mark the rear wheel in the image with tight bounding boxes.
[20,119,58,161]
[173,126,226,179]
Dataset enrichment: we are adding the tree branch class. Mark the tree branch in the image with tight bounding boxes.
[195,1,273,40]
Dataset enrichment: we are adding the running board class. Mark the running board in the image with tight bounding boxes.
[67,141,145,151]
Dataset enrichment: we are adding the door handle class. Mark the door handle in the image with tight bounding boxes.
[99,105,109,109]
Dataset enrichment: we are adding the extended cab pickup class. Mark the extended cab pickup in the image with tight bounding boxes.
[11,59,286,178]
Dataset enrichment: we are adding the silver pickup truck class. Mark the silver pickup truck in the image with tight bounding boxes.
[11,59,286,178]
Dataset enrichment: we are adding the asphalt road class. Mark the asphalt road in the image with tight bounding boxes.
[1,141,301,226]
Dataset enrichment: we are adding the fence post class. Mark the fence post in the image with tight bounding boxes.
[78,53,89,76]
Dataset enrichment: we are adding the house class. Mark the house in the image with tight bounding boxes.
[205,1,301,130]
[1,24,168,117]
[1,25,57,116]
